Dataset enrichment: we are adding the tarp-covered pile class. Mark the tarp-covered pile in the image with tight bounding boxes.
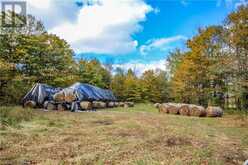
[54,82,117,102]
[22,83,62,105]
[22,82,117,106]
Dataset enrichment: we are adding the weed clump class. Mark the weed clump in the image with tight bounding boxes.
[0,106,34,129]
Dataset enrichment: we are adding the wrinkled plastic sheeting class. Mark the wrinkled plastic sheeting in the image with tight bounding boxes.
[22,83,62,105]
[22,82,117,105]
[67,82,117,101]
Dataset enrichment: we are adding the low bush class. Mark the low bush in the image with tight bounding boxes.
[0,106,34,129]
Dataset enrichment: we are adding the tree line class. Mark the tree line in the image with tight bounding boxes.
[168,5,248,110]
[0,6,247,110]
[0,12,168,105]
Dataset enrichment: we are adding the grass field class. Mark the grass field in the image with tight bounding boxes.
[1,104,248,165]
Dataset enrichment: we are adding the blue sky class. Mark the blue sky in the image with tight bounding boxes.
[19,0,246,75]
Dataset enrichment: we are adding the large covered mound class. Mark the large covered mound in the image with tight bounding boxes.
[22,83,62,106]
[22,82,117,106]
[57,82,117,102]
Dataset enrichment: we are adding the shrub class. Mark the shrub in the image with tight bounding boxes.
[0,106,34,129]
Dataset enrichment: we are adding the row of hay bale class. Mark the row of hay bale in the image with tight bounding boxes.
[24,100,134,111]
[81,101,134,110]
[155,103,223,117]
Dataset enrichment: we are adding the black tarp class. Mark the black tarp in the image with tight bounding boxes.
[22,83,62,105]
[22,82,117,105]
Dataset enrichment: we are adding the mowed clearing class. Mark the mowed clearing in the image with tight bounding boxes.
[1,104,248,165]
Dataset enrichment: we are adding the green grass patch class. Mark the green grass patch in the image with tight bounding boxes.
[0,106,34,129]
[0,104,248,164]
[109,103,158,113]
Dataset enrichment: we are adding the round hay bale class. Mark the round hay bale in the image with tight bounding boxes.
[124,103,129,108]
[167,103,180,115]
[179,104,190,116]
[47,102,56,110]
[189,105,206,117]
[206,106,223,117]
[53,91,65,102]
[64,90,76,103]
[57,104,66,111]
[92,101,100,109]
[127,102,134,107]
[24,100,36,108]
[107,102,115,108]
[114,102,119,107]
[119,102,125,107]
[99,102,107,109]
[80,101,92,110]
[154,103,161,108]
[158,103,170,113]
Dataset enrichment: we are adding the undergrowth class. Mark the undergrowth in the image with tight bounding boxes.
[0,106,34,129]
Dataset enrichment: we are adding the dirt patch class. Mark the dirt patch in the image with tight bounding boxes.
[62,136,80,143]
[166,137,192,146]
[110,128,146,138]
[221,149,247,165]
[147,135,192,149]
[91,119,113,125]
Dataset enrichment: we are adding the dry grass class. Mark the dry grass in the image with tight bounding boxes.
[0,104,248,165]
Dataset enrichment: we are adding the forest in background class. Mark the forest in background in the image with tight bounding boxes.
[0,5,247,110]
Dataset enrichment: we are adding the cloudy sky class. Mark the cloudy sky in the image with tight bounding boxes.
[2,0,246,75]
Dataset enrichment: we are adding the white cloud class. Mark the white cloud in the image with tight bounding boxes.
[112,60,168,76]
[23,0,154,54]
[139,35,187,55]
[235,0,248,8]
[26,0,81,29]
[216,0,247,8]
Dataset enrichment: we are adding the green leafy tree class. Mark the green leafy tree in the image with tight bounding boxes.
[77,59,111,89]
[141,70,169,103]
[0,14,76,104]
[123,69,142,102]
[226,5,248,110]
[110,67,126,101]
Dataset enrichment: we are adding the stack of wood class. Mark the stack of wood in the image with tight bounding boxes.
[156,102,223,118]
